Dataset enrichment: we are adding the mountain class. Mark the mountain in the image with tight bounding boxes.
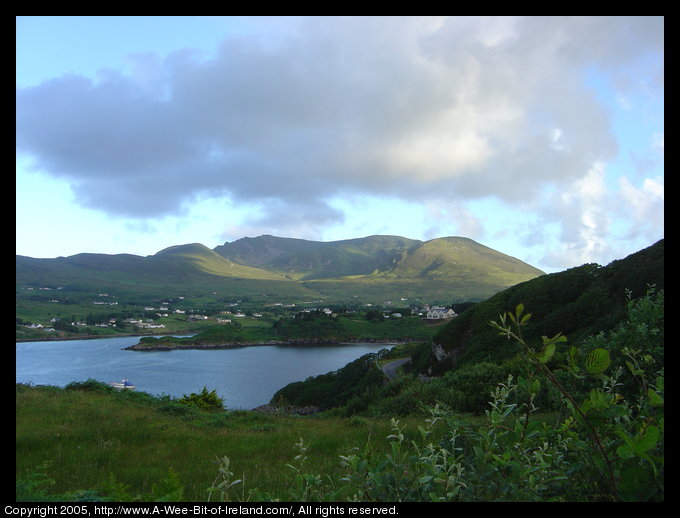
[16,242,318,302]
[214,235,423,280]
[373,236,544,283]
[213,235,544,301]
[16,234,545,304]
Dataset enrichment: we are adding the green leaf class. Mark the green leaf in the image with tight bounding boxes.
[616,443,635,459]
[564,346,582,376]
[538,343,556,364]
[647,388,664,407]
[550,333,568,344]
[584,388,609,412]
[517,376,529,391]
[655,375,664,392]
[634,426,660,454]
[585,348,611,376]
[625,360,643,376]
[501,403,517,418]
[530,379,541,394]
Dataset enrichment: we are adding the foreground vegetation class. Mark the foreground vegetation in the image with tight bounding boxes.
[17,287,663,501]
[16,381,443,502]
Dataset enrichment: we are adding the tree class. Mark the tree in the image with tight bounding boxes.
[364,309,384,323]
[178,387,225,411]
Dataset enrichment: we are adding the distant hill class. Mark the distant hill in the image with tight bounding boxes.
[214,235,544,302]
[16,242,316,301]
[16,234,545,304]
[153,243,286,280]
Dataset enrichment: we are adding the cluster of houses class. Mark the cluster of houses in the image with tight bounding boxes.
[387,307,457,320]
[363,299,458,321]
[425,306,458,320]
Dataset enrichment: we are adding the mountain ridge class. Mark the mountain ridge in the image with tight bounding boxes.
[16,234,545,303]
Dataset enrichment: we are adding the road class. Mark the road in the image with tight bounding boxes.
[381,357,411,381]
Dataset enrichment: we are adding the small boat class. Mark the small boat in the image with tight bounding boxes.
[111,377,136,390]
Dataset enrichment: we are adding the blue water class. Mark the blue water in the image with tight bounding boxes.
[15,336,390,409]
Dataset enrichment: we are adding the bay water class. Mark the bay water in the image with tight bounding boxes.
[15,336,390,409]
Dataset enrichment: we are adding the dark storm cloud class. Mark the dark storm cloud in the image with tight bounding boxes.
[16,17,663,228]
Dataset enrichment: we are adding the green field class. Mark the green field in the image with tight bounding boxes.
[16,382,445,502]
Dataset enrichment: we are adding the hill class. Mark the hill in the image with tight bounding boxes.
[16,234,544,305]
[214,234,545,302]
[153,243,287,280]
[420,238,664,373]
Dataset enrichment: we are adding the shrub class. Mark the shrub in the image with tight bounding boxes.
[64,379,115,393]
[178,387,225,412]
[439,361,508,414]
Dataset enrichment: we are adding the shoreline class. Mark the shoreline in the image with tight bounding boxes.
[17,332,414,350]
[15,331,194,343]
[123,337,407,351]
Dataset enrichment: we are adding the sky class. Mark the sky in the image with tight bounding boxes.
[16,16,664,273]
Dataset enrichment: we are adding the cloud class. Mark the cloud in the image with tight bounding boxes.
[423,200,484,241]
[222,197,345,242]
[618,175,664,238]
[16,16,663,244]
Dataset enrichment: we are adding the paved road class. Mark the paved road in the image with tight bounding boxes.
[382,357,411,380]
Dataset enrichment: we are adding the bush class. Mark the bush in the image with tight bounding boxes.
[64,379,115,393]
[178,387,225,412]
[439,361,508,414]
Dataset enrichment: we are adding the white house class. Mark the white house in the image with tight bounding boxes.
[426,307,457,320]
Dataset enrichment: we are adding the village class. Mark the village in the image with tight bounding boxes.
[17,286,459,336]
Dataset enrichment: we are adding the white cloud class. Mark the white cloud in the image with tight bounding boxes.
[16,16,664,268]
[540,163,613,268]
[618,176,664,232]
[423,200,484,241]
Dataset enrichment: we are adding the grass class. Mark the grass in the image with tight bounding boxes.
[16,383,443,501]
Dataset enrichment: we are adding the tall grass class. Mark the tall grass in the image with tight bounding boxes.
[16,382,427,501]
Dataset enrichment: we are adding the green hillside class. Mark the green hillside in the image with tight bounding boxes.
[17,234,545,307]
[335,236,547,302]
[422,238,664,373]
[215,234,423,280]
[153,243,286,280]
[213,234,545,302]
[384,237,544,280]
[213,235,328,269]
